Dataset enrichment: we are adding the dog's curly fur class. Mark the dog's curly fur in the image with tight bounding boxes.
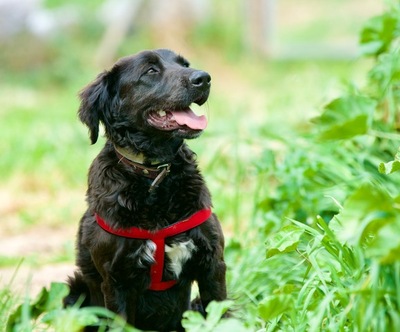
[64,49,227,331]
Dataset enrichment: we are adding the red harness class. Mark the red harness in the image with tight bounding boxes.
[95,208,212,291]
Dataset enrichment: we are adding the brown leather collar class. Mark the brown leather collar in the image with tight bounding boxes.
[115,149,171,192]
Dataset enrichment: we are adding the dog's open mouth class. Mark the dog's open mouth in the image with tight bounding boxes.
[147,107,207,131]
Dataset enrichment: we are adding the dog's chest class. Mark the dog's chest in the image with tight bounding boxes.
[165,240,196,277]
[138,239,196,278]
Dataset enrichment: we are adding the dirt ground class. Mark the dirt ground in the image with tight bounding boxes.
[0,226,76,296]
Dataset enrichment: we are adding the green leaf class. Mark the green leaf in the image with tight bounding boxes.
[41,308,99,332]
[318,114,368,140]
[41,282,69,312]
[182,311,206,332]
[360,40,385,56]
[329,183,400,263]
[360,13,399,56]
[6,282,69,331]
[205,300,234,327]
[367,218,400,264]
[30,282,69,318]
[258,294,293,321]
[213,318,252,332]
[265,225,304,258]
[182,301,235,332]
[378,160,400,174]
[369,52,400,96]
[379,147,400,174]
[182,300,250,332]
[313,96,376,140]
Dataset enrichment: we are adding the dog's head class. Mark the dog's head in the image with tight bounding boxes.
[78,49,211,150]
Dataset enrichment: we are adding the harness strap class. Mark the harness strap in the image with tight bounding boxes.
[95,208,212,291]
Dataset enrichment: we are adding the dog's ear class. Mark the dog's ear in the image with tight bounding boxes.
[78,70,118,144]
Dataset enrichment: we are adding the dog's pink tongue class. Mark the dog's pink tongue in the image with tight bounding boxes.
[171,109,208,130]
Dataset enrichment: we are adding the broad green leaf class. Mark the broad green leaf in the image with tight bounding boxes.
[7,283,70,331]
[181,310,205,332]
[258,294,293,321]
[205,300,234,327]
[182,301,235,332]
[330,183,398,260]
[366,217,400,264]
[29,282,69,319]
[379,147,400,174]
[378,160,400,174]
[41,282,69,312]
[314,96,376,140]
[318,114,368,140]
[41,308,99,332]
[265,225,304,258]
[369,52,400,95]
[213,318,252,332]
[360,40,385,56]
[360,13,399,56]
[330,184,400,264]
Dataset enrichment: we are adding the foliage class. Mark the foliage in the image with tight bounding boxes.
[1,281,16,330]
[182,300,250,332]
[237,2,400,331]
[4,284,244,332]
[6,282,139,332]
[379,146,400,174]
[359,1,400,56]
[255,5,400,228]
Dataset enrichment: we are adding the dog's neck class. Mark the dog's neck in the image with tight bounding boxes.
[114,145,172,192]
[112,132,185,164]
[114,145,161,166]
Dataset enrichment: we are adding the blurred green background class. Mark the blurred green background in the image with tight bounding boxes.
[0,0,381,297]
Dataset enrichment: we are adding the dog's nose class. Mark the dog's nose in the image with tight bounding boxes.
[189,71,211,90]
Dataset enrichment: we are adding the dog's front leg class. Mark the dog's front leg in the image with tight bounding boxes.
[197,258,228,312]
[101,262,138,323]
[196,216,228,313]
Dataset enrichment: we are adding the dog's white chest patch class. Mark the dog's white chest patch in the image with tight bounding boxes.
[165,240,196,278]
[134,240,157,268]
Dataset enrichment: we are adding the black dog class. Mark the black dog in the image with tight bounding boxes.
[64,49,227,331]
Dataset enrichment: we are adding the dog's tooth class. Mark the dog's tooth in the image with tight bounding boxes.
[158,110,166,117]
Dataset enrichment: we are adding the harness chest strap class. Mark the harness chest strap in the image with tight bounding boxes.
[95,208,212,291]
